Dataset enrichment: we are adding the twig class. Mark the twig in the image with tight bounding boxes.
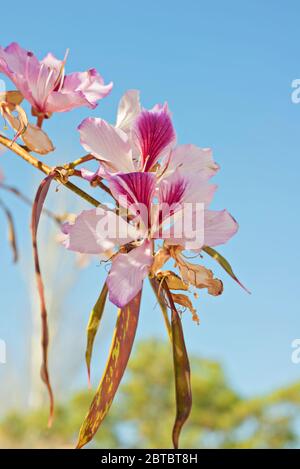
[0,182,64,225]
[0,134,104,209]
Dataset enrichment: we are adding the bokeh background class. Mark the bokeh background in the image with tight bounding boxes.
[0,0,300,448]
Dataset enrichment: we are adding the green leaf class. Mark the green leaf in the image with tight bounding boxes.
[76,292,142,449]
[85,282,108,385]
[171,295,192,449]
[163,280,192,449]
[203,246,250,294]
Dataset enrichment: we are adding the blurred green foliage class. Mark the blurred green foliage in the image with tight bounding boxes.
[1,339,300,448]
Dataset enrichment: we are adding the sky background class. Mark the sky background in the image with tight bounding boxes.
[0,0,300,410]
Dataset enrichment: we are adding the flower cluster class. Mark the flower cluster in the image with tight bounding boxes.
[63,91,238,308]
[0,42,245,450]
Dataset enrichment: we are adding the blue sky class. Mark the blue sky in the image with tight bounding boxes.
[0,0,300,406]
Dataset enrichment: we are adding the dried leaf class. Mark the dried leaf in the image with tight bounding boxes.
[85,282,108,385]
[22,123,54,155]
[0,90,23,106]
[0,198,18,262]
[0,102,54,154]
[76,292,142,449]
[171,293,199,324]
[203,246,250,293]
[0,103,28,141]
[157,270,188,291]
[31,173,57,427]
[179,261,223,295]
[150,246,170,274]
[170,247,223,296]
[163,282,192,449]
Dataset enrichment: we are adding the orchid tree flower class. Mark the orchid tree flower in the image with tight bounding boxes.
[61,169,239,449]
[0,43,112,118]
[0,41,247,451]
[62,170,237,308]
[0,43,112,154]
[78,90,219,182]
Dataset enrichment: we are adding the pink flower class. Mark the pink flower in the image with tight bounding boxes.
[62,171,237,308]
[0,43,113,117]
[78,90,219,181]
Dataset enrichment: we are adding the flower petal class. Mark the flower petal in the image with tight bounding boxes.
[41,52,63,73]
[78,117,135,173]
[62,207,139,254]
[204,210,239,247]
[107,240,153,307]
[159,170,216,209]
[0,43,40,108]
[46,90,90,113]
[80,165,106,182]
[163,208,237,251]
[153,171,216,246]
[47,69,113,113]
[133,103,176,171]
[116,90,141,133]
[0,43,112,115]
[162,144,219,180]
[109,172,156,212]
[64,69,112,101]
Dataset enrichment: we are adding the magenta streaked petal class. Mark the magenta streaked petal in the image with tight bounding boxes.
[133,103,175,171]
[158,171,216,210]
[107,240,153,308]
[153,171,216,244]
[109,172,156,213]
[159,173,188,207]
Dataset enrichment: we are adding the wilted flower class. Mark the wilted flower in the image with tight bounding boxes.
[0,90,54,154]
[0,42,113,118]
